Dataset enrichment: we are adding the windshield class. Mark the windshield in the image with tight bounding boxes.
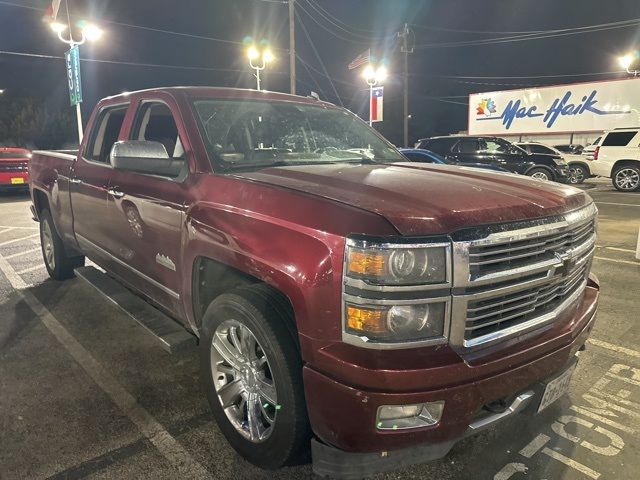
[192,99,404,172]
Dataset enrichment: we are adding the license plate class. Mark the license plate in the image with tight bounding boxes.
[10,177,25,184]
[537,364,576,413]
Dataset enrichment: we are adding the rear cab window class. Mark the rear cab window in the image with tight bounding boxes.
[454,139,479,154]
[602,131,638,147]
[84,105,128,163]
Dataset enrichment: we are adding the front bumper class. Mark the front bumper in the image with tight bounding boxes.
[306,279,599,477]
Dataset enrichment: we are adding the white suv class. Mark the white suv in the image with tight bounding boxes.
[590,128,640,192]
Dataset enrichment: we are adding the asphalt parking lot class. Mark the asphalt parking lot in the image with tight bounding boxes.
[0,179,638,480]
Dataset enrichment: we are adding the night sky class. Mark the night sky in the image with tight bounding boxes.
[1,0,639,145]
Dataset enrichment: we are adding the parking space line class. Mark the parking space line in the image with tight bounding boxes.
[0,233,39,247]
[15,264,44,275]
[0,225,38,230]
[598,246,636,253]
[594,202,640,208]
[588,338,640,358]
[0,254,210,480]
[0,227,16,235]
[593,256,640,266]
[5,247,41,260]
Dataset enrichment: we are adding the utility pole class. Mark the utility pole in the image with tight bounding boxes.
[399,23,413,148]
[289,0,296,95]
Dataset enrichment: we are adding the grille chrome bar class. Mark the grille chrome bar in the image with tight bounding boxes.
[450,203,597,350]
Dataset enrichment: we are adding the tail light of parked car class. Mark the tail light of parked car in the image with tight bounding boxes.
[593,146,599,160]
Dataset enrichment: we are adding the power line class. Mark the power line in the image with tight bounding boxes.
[410,24,549,35]
[295,0,369,45]
[0,49,289,75]
[304,0,382,35]
[295,10,344,106]
[0,1,289,51]
[300,0,393,41]
[415,18,640,48]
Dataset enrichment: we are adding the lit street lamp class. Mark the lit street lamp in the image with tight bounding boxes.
[619,53,638,77]
[247,46,274,91]
[50,21,103,142]
[362,64,388,126]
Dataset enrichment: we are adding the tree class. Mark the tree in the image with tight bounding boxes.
[0,94,75,149]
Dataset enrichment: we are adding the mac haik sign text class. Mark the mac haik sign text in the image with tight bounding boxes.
[468,78,640,135]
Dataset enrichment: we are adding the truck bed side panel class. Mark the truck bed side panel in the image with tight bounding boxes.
[29,150,78,247]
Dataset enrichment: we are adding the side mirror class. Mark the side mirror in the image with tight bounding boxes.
[110,141,185,177]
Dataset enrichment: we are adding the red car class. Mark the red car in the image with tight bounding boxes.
[29,88,599,478]
[0,147,31,190]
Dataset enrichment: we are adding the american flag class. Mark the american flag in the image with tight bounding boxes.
[348,49,371,70]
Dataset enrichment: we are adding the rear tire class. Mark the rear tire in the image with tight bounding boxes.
[39,209,85,280]
[612,165,640,192]
[527,167,554,182]
[199,285,310,469]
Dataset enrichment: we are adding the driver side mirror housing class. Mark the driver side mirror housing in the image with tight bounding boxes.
[110,140,185,177]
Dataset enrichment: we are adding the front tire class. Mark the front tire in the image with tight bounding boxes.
[612,165,640,192]
[39,209,85,280]
[199,285,310,469]
[527,167,554,182]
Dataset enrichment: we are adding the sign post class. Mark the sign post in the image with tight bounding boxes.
[65,45,83,142]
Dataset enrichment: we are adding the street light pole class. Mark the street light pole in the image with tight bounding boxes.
[248,46,274,91]
[399,24,413,148]
[289,0,296,95]
[50,21,102,143]
[362,64,388,127]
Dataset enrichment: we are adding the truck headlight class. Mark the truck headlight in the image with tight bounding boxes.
[345,301,446,342]
[342,237,451,348]
[346,242,449,285]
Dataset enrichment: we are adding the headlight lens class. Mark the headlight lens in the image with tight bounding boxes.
[345,302,446,342]
[346,244,448,285]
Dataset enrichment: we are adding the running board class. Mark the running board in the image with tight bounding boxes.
[75,266,196,353]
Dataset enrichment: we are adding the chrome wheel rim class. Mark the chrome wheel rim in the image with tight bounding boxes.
[615,168,639,190]
[569,167,585,184]
[42,219,55,270]
[531,171,550,181]
[210,320,277,443]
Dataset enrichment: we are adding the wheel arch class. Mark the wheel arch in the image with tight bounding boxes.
[612,159,640,172]
[525,164,556,179]
[568,161,591,175]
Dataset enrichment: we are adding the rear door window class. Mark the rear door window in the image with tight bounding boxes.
[454,139,479,154]
[602,132,637,147]
[85,105,128,163]
[420,138,456,154]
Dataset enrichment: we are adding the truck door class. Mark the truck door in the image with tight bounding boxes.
[71,104,128,260]
[106,99,191,318]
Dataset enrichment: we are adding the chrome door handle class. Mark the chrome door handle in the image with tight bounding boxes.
[107,188,125,198]
[69,177,82,184]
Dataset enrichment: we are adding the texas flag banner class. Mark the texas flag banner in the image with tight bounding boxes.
[370,86,384,123]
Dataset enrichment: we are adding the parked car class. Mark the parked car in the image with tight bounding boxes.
[589,127,640,191]
[416,136,570,182]
[0,147,30,191]
[554,144,584,155]
[515,142,592,184]
[29,87,600,478]
[582,137,602,159]
[399,148,509,172]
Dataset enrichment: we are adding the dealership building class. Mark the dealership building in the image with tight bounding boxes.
[467,78,640,147]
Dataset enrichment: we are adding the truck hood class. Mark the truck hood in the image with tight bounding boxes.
[235,162,592,236]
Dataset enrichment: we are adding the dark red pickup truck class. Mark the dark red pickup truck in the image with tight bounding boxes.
[29,87,599,478]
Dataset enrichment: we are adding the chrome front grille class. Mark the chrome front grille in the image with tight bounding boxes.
[451,203,597,349]
[468,219,595,277]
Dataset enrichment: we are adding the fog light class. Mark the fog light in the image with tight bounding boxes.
[376,401,444,430]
